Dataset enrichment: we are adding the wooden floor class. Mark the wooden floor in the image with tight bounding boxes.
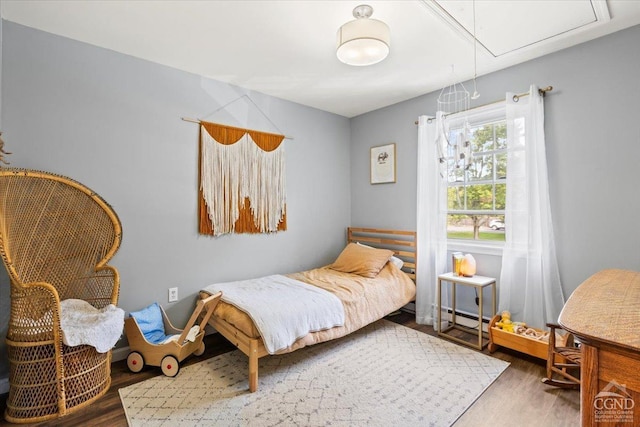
[389,312,581,427]
[0,312,580,426]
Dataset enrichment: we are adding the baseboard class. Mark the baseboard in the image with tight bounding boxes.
[401,302,416,313]
[112,345,130,363]
[111,329,218,363]
[0,377,8,395]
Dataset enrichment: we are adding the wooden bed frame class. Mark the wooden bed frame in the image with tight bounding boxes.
[207,227,417,392]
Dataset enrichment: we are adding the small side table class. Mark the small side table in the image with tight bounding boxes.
[437,272,496,350]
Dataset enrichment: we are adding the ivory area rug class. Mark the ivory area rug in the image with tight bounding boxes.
[119,319,509,427]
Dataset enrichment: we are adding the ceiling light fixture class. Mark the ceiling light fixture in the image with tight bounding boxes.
[336,4,390,66]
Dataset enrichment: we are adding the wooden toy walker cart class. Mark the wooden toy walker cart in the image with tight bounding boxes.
[124,292,221,377]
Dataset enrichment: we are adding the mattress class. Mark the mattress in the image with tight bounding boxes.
[206,262,416,354]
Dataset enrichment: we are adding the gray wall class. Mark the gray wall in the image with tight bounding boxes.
[2,18,640,385]
[0,21,351,381]
[0,15,5,388]
[351,24,640,313]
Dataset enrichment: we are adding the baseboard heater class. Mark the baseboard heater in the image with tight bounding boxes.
[400,304,492,335]
[449,308,492,324]
[440,307,492,333]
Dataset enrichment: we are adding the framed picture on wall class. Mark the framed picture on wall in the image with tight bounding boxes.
[370,143,396,184]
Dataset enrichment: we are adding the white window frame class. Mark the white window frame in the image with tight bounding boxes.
[443,102,507,256]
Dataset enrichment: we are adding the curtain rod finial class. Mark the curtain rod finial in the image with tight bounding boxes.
[539,86,553,97]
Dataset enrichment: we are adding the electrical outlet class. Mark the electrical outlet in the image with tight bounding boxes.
[168,287,178,302]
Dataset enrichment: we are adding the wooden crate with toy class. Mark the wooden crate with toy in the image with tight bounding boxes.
[488,310,572,361]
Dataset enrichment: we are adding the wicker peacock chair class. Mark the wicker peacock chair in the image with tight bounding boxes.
[0,169,122,423]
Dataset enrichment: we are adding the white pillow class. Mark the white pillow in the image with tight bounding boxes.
[356,242,404,270]
[389,255,404,270]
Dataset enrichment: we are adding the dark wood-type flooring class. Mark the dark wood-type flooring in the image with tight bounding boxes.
[0,312,580,426]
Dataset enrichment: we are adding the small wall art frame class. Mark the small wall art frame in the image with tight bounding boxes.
[370,143,396,184]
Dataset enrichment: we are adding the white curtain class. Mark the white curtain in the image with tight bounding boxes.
[416,113,448,325]
[499,85,565,329]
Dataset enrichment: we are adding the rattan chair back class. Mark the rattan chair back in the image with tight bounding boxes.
[0,169,122,423]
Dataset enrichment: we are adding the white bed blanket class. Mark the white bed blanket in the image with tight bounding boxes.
[60,299,125,353]
[202,274,345,354]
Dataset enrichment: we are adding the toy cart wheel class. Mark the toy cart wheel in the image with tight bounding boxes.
[161,355,180,377]
[193,342,205,357]
[127,351,145,373]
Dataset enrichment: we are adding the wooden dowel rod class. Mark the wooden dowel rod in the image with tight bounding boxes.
[181,117,294,140]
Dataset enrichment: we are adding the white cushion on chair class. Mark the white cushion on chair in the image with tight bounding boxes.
[60,299,125,353]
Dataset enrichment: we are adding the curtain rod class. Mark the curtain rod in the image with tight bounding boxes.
[181,117,294,140]
[414,86,553,125]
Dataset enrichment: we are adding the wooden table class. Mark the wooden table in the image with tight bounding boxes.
[559,269,640,426]
[437,272,496,350]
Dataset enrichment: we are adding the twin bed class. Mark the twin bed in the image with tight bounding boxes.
[200,227,417,392]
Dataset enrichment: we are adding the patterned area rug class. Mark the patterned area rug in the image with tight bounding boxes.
[119,319,509,426]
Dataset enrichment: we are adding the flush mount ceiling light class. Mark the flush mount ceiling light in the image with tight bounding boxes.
[336,4,390,66]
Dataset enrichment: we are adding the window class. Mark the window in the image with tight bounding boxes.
[444,105,508,242]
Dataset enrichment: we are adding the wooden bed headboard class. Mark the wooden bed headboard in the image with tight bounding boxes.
[347,227,417,282]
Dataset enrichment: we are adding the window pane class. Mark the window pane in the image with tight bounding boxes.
[446,129,465,157]
[448,186,464,210]
[472,125,495,153]
[466,184,494,210]
[468,154,493,182]
[447,159,465,183]
[496,153,507,179]
[447,214,473,239]
[495,183,506,210]
[445,116,507,243]
[495,123,507,149]
[447,214,505,242]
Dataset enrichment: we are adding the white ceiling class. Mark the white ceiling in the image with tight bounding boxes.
[3,0,640,117]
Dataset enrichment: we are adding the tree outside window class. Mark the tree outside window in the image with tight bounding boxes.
[446,120,507,241]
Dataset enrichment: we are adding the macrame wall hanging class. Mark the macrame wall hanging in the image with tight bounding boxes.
[198,121,287,236]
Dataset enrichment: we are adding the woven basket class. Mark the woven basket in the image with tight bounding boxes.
[0,169,122,423]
